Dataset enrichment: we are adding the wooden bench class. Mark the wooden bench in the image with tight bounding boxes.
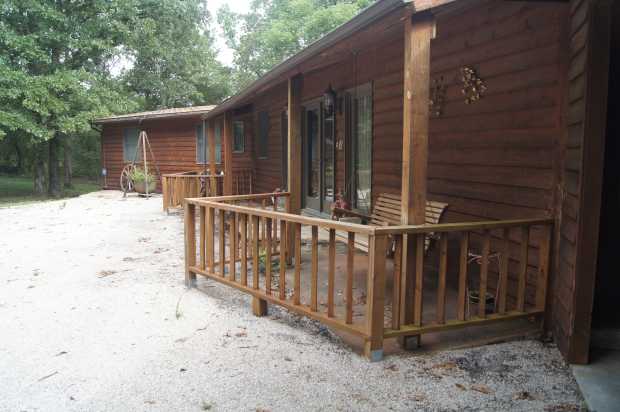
[333,193,448,253]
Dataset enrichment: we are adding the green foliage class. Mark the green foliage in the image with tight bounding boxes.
[120,0,231,109]
[218,0,372,91]
[0,0,230,190]
[0,175,99,206]
[129,166,155,184]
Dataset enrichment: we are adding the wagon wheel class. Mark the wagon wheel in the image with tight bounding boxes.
[120,164,135,193]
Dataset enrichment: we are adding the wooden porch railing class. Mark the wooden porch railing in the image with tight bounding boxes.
[162,171,223,212]
[163,168,254,212]
[183,193,553,361]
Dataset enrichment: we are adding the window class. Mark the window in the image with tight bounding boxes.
[257,111,269,159]
[123,127,139,162]
[196,122,208,164]
[215,121,222,163]
[350,83,372,212]
[233,120,245,152]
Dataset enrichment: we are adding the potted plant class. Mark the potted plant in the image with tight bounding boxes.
[130,166,156,194]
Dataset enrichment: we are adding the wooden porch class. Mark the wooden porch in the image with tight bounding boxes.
[184,192,552,360]
[162,168,253,212]
[178,0,568,360]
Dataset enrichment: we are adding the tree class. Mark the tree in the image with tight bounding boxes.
[0,0,138,196]
[121,0,231,110]
[218,0,372,91]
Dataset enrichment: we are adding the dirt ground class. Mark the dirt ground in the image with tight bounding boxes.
[0,191,585,411]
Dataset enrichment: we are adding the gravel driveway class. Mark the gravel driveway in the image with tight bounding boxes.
[0,191,584,411]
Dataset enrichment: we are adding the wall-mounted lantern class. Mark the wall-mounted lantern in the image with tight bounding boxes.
[323,84,337,117]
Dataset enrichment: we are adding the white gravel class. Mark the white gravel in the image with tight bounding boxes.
[0,191,584,411]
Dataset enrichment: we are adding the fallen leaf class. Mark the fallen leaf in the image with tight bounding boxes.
[385,364,399,371]
[471,384,493,394]
[513,391,534,400]
[97,270,116,278]
[455,383,466,391]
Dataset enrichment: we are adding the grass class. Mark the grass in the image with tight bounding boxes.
[0,175,100,206]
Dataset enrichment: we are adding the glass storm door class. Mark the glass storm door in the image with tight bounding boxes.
[304,105,321,211]
[302,102,336,214]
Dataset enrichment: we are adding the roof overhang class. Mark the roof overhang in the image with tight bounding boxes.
[202,0,459,120]
[94,106,216,125]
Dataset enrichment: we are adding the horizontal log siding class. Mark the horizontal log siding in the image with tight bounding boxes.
[252,83,288,193]
[426,0,569,310]
[101,116,212,191]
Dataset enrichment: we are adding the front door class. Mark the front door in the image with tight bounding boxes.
[302,101,336,214]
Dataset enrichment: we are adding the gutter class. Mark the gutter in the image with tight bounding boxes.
[94,110,213,125]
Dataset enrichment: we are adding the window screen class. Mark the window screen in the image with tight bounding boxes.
[233,121,245,152]
[215,121,222,163]
[196,122,208,164]
[351,84,372,212]
[123,127,139,162]
[257,111,269,159]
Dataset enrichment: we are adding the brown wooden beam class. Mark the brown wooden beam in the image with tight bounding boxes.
[287,75,303,260]
[223,112,233,195]
[208,120,217,194]
[400,12,435,337]
[287,75,303,213]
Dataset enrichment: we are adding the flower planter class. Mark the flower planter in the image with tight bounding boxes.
[133,180,156,194]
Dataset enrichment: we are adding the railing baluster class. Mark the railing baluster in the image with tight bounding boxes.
[498,227,510,314]
[294,223,302,305]
[328,229,336,318]
[437,233,448,324]
[207,207,214,271]
[199,206,206,270]
[517,226,529,312]
[310,226,318,311]
[279,220,287,300]
[265,218,272,295]
[536,225,552,311]
[252,215,260,289]
[457,232,469,321]
[272,199,278,254]
[229,211,237,282]
[240,214,248,286]
[478,230,491,318]
[219,209,226,277]
[346,232,355,325]
[392,234,402,330]
[413,233,425,326]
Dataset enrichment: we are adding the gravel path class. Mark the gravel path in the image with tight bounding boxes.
[0,191,584,411]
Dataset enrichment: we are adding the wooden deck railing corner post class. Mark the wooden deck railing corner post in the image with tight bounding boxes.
[184,200,197,288]
[364,232,387,361]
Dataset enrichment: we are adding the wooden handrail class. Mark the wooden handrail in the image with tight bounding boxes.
[187,197,375,235]
[374,217,554,235]
[188,191,289,203]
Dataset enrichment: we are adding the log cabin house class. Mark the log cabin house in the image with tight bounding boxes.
[94,105,254,210]
[101,0,616,363]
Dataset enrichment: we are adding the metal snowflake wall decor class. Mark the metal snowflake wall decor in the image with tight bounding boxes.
[429,76,447,117]
[460,66,487,104]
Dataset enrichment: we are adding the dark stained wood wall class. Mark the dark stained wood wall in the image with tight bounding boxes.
[101,116,208,190]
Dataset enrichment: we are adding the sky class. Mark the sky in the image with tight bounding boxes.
[206,0,252,66]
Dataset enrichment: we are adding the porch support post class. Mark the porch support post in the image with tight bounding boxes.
[287,74,303,259]
[400,12,435,347]
[223,112,233,195]
[207,119,217,194]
